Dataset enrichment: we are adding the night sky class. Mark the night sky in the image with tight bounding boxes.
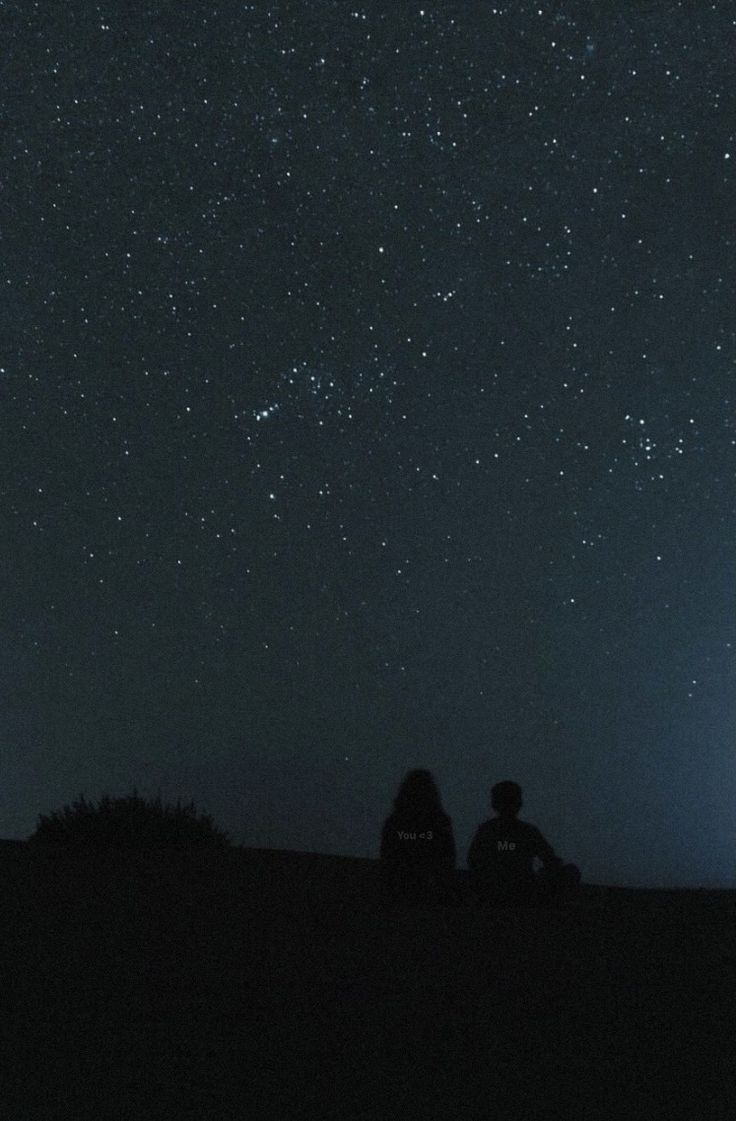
[2,2,734,888]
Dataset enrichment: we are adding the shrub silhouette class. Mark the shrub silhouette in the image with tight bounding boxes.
[27,787,232,856]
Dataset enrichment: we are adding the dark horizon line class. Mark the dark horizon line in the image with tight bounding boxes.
[2,838,732,894]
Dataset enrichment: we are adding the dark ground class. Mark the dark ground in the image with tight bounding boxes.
[1,839,735,1120]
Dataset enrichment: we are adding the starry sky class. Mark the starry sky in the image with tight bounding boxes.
[2,1,734,887]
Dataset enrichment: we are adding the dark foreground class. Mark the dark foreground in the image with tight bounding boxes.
[1,840,735,1120]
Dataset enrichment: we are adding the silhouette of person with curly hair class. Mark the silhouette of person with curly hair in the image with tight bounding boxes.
[467,781,581,907]
[379,769,458,908]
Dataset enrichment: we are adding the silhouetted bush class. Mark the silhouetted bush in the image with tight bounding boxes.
[26,787,232,856]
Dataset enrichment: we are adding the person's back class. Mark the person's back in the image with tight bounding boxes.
[468,815,555,890]
[467,781,580,906]
[379,769,457,907]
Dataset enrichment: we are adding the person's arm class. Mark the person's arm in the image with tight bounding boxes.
[441,815,457,870]
[380,818,399,864]
[533,826,563,870]
[379,818,401,898]
[467,825,486,876]
[467,825,493,900]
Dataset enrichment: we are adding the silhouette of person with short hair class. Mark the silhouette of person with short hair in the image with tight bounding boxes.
[379,769,458,908]
[467,781,581,907]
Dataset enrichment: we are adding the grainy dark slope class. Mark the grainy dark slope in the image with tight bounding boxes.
[1,840,734,1120]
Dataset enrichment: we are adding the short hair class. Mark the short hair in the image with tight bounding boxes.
[491,781,522,812]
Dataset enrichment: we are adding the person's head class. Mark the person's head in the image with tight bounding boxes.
[392,768,443,816]
[491,781,522,817]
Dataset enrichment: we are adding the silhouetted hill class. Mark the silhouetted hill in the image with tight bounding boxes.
[1,839,735,1119]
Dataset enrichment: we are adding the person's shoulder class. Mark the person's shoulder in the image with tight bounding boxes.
[472,818,494,835]
[519,820,545,839]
